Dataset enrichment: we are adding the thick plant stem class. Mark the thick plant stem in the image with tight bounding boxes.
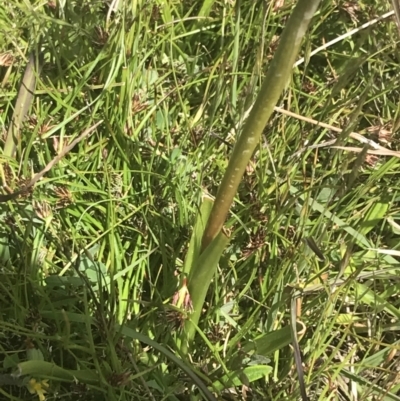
[201,0,321,250]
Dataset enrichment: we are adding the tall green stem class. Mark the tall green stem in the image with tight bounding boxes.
[201,0,321,250]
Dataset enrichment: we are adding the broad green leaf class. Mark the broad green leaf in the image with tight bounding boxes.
[359,198,389,236]
[184,230,230,346]
[27,349,44,362]
[3,354,20,370]
[212,365,272,391]
[16,361,99,384]
[182,195,214,277]
[242,325,295,356]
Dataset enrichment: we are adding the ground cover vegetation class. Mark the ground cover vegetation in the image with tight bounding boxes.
[1,0,400,400]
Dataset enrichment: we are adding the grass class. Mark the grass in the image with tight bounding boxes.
[1,0,400,400]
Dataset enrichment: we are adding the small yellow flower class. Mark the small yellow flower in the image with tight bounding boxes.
[27,378,49,401]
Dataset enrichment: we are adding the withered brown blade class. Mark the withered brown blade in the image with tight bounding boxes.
[4,51,42,157]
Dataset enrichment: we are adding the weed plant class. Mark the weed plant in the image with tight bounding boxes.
[1,1,400,401]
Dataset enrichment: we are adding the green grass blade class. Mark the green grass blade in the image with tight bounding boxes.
[198,0,216,18]
[120,325,218,401]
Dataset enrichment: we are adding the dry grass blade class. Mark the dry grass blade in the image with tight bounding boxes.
[0,120,103,202]
[274,107,400,158]
[4,51,41,158]
[331,145,400,158]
